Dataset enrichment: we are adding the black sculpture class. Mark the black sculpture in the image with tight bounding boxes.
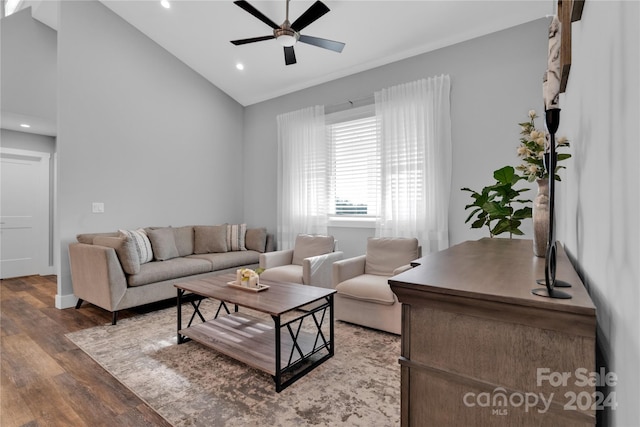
[531,108,572,299]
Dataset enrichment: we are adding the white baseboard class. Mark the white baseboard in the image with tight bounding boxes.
[56,293,77,309]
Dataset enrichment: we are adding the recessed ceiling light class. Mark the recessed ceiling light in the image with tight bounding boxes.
[236,63,245,71]
[161,0,170,9]
[20,123,31,128]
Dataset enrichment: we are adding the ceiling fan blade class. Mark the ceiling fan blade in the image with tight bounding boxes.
[298,35,345,53]
[233,0,279,29]
[291,1,330,32]
[284,46,297,65]
[230,35,275,46]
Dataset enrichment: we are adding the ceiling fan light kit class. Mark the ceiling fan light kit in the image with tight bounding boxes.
[230,0,345,65]
[274,27,299,47]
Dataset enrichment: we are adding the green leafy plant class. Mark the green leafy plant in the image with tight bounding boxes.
[462,166,533,238]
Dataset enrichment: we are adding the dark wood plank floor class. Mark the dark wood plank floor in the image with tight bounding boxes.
[0,275,172,427]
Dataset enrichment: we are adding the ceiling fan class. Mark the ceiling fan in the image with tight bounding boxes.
[230,0,345,66]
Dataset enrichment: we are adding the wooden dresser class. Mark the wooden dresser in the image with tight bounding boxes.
[389,238,596,426]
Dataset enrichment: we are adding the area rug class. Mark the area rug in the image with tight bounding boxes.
[65,300,401,426]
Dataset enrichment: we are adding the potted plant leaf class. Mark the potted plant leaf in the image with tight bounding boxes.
[462,165,532,238]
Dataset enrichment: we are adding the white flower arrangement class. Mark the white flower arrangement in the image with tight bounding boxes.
[236,268,260,288]
[515,110,570,182]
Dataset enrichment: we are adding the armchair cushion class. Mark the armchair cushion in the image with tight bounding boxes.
[259,264,303,285]
[292,234,335,266]
[335,274,397,305]
[365,237,419,276]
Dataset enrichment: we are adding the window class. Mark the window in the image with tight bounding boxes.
[326,105,379,218]
[277,76,451,250]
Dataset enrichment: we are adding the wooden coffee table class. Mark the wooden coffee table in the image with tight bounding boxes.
[175,273,336,392]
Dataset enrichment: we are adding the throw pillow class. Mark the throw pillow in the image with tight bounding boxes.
[118,228,154,264]
[193,225,228,254]
[245,228,267,253]
[292,234,335,266]
[93,235,140,275]
[226,223,247,251]
[173,226,195,257]
[147,227,179,261]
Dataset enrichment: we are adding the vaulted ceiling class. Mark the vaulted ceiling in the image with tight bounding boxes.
[4,1,552,135]
[31,0,552,106]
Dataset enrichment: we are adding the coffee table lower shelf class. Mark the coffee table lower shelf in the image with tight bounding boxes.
[179,310,333,392]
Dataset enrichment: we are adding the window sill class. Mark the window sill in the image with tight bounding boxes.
[328,216,377,229]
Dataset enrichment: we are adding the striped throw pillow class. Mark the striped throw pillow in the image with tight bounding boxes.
[119,228,154,264]
[226,224,247,251]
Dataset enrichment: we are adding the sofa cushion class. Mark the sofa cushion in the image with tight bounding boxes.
[335,274,397,305]
[127,257,213,287]
[119,229,154,264]
[147,227,180,261]
[292,234,334,266]
[226,223,246,251]
[245,228,267,253]
[188,250,260,271]
[259,264,303,285]
[173,226,195,257]
[93,235,140,275]
[365,237,419,276]
[193,225,228,254]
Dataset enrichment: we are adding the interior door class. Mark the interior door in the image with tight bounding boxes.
[0,149,50,279]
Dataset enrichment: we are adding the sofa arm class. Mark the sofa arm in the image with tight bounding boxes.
[259,249,294,269]
[303,251,344,288]
[68,243,127,312]
[332,255,367,288]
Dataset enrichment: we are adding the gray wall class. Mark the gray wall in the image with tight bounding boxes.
[558,1,639,425]
[243,18,549,258]
[56,0,244,307]
[0,7,56,134]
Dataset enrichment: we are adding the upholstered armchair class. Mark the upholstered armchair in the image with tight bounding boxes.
[259,234,343,290]
[332,237,421,334]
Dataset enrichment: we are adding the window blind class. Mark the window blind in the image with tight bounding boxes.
[328,114,380,216]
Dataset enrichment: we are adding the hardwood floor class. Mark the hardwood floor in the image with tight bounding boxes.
[0,275,172,427]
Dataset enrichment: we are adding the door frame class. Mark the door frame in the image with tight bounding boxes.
[0,147,53,277]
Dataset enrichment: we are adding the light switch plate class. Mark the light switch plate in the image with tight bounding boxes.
[92,202,105,213]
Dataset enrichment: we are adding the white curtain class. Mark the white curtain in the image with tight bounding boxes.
[374,75,452,252]
[276,106,328,250]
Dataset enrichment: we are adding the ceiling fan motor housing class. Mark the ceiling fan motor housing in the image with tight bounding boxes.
[274,26,299,47]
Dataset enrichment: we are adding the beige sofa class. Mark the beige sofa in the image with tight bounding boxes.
[69,224,273,324]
